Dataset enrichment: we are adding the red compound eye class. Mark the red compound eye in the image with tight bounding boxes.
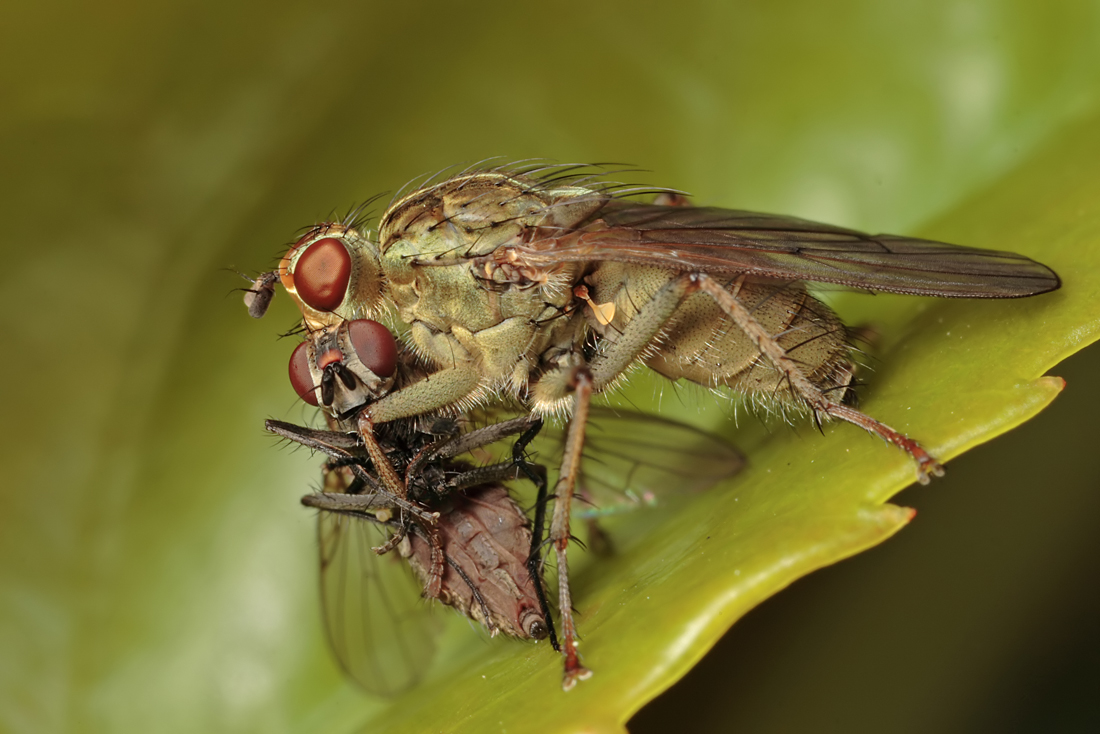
[347,319,397,378]
[294,237,351,312]
[288,341,319,406]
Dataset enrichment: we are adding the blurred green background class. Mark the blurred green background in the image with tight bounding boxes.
[2,0,1098,732]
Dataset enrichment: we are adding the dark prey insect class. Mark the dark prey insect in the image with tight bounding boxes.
[270,411,552,695]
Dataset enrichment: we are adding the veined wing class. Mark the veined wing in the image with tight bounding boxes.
[314,480,441,696]
[522,407,745,519]
[515,201,1059,298]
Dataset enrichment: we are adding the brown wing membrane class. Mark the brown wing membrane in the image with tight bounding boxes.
[519,202,1060,298]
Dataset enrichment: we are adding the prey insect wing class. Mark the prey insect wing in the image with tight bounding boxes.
[313,467,441,696]
[514,201,1060,298]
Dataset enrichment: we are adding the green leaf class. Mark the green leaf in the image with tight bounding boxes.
[2,2,1099,733]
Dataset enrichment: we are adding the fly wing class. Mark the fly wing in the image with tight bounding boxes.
[315,500,441,696]
[520,202,1059,298]
[529,408,745,519]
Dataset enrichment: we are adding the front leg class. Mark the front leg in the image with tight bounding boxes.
[406,414,544,479]
[510,419,560,653]
[353,363,484,501]
[270,419,438,523]
[365,364,483,424]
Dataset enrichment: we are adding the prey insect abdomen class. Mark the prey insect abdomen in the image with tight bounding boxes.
[403,484,548,640]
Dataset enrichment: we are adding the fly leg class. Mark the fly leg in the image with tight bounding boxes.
[444,555,500,636]
[691,273,944,483]
[403,410,558,629]
[350,409,451,582]
[356,412,411,500]
[405,414,544,479]
[532,268,943,684]
[347,362,483,502]
[570,270,942,483]
[419,520,446,599]
[550,368,595,690]
[531,270,712,689]
[406,422,560,648]
[348,366,486,571]
[364,365,483,425]
[299,483,444,591]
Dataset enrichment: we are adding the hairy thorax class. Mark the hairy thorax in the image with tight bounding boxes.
[377,173,589,390]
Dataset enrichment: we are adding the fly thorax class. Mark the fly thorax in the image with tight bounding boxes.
[381,238,502,333]
[408,321,474,366]
[378,238,420,313]
[382,173,544,260]
[535,183,609,231]
[450,318,540,383]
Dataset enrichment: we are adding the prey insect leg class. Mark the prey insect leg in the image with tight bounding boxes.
[444,555,500,636]
[511,419,560,652]
[300,478,439,585]
[691,273,944,483]
[405,414,544,480]
[438,460,538,492]
[300,489,400,514]
[267,419,439,523]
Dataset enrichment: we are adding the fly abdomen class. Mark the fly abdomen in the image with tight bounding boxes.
[589,269,852,404]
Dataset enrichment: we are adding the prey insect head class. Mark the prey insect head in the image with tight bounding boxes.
[279,224,385,325]
[288,319,397,414]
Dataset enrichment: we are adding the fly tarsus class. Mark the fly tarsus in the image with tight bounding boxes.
[828,403,945,483]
